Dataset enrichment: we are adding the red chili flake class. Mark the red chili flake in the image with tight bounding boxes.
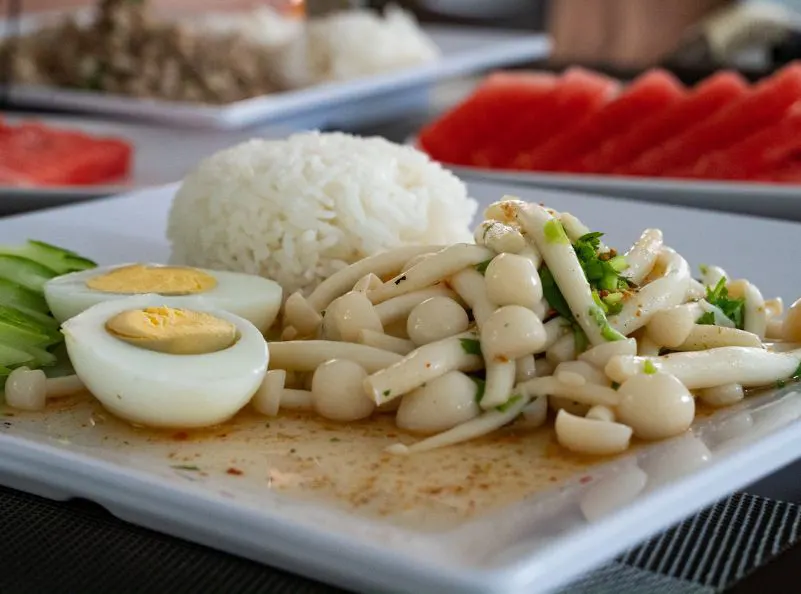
[172,431,189,441]
[226,467,244,476]
[579,476,592,484]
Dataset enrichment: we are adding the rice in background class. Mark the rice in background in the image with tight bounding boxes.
[167,132,477,297]
[273,5,441,89]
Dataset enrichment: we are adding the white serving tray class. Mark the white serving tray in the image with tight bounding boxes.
[0,180,800,594]
[0,114,291,215]
[0,11,550,130]
[407,138,801,222]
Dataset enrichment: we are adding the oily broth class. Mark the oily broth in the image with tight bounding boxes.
[0,392,597,532]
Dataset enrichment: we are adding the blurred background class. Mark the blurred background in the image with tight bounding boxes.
[11,0,801,78]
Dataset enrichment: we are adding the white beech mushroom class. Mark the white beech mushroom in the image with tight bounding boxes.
[555,410,632,455]
[616,371,695,440]
[406,296,470,346]
[311,359,375,422]
[698,383,745,408]
[605,348,801,390]
[395,371,481,434]
[484,252,543,311]
[4,367,47,411]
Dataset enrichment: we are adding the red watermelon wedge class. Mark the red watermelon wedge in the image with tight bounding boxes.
[509,68,619,170]
[580,71,748,174]
[534,69,686,173]
[620,64,801,177]
[673,104,801,180]
[470,72,557,168]
[418,72,555,167]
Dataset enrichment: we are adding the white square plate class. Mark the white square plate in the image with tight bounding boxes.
[1,180,800,594]
[407,137,801,222]
[1,11,550,130]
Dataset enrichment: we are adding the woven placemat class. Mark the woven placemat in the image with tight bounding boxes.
[1,486,799,594]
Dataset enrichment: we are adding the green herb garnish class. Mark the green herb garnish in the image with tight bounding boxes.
[696,311,716,326]
[544,219,570,244]
[460,338,482,356]
[589,305,626,342]
[472,377,486,404]
[172,465,200,471]
[643,360,657,375]
[540,267,572,321]
[611,381,621,390]
[697,277,745,329]
[475,259,492,275]
[496,394,523,413]
[573,325,588,356]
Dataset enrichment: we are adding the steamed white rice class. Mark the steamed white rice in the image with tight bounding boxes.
[167,132,477,296]
[273,6,441,89]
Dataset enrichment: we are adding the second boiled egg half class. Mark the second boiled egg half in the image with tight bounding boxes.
[44,263,282,331]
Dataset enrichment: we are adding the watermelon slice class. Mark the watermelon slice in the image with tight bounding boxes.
[620,63,801,177]
[509,68,620,170]
[579,71,748,174]
[469,72,557,168]
[554,70,686,173]
[418,72,555,167]
[0,121,133,187]
[673,105,801,180]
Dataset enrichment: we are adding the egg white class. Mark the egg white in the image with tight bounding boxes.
[62,295,269,428]
[44,263,283,331]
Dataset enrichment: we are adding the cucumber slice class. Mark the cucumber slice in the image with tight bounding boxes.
[0,255,58,292]
[0,305,61,347]
[0,240,96,276]
[0,343,35,368]
[15,306,59,331]
[0,277,49,313]
[19,344,57,367]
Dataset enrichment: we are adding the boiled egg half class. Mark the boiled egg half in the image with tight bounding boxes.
[44,263,282,331]
[62,295,268,428]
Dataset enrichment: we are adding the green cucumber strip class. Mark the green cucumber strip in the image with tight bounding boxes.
[19,344,57,367]
[0,255,58,292]
[0,240,96,275]
[0,343,35,368]
[0,277,49,313]
[0,305,61,347]
[14,306,59,331]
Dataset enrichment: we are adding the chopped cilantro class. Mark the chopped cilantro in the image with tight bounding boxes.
[699,264,709,276]
[172,465,200,471]
[459,338,482,356]
[472,377,486,404]
[611,381,621,390]
[496,394,523,413]
[573,325,588,355]
[540,267,572,321]
[589,305,626,341]
[574,232,631,296]
[699,277,745,329]
[643,360,657,375]
[330,437,341,442]
[383,389,391,397]
[544,219,570,244]
[475,259,492,275]
[696,311,716,326]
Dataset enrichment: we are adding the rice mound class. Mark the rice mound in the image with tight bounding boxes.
[167,131,478,296]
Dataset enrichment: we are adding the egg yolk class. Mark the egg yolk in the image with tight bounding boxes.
[105,306,238,355]
[86,265,217,296]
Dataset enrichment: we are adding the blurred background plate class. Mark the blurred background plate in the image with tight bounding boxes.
[406,136,801,222]
[0,10,550,130]
[0,114,291,215]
